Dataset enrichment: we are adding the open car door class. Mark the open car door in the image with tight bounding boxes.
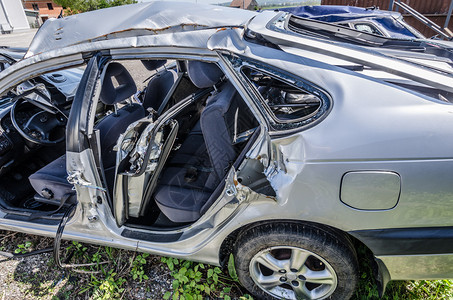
[113,118,179,226]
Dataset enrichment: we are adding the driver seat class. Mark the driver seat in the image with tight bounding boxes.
[29,62,144,204]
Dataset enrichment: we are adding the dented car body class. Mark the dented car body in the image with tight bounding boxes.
[0,2,452,299]
[278,5,425,39]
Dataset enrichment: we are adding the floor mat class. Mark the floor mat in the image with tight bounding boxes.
[0,146,65,210]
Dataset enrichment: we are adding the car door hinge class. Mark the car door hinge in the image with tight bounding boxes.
[67,171,107,192]
[225,184,237,197]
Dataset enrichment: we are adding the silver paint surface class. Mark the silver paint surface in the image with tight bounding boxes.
[0,1,451,283]
[340,171,401,210]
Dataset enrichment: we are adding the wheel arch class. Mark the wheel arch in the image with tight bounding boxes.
[218,219,390,296]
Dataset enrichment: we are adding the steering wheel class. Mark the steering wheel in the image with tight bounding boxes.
[11,97,66,145]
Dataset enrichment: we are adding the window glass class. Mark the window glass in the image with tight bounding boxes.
[354,23,382,36]
[241,66,322,123]
[47,3,53,10]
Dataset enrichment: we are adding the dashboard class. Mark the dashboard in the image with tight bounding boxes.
[1,109,40,132]
[0,131,12,156]
[0,68,82,172]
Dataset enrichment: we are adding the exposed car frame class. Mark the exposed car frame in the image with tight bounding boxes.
[278,5,425,39]
[0,47,26,71]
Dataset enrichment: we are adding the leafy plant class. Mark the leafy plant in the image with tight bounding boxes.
[161,255,252,300]
[227,254,238,282]
[15,241,32,254]
[66,241,88,258]
[83,270,126,300]
[130,253,149,282]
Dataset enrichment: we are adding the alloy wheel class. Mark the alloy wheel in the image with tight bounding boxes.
[249,246,337,300]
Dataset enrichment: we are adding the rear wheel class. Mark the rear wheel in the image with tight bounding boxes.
[234,222,358,300]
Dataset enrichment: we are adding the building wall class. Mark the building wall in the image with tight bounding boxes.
[230,0,259,10]
[23,0,63,19]
[320,0,453,38]
[24,9,41,28]
[0,0,29,31]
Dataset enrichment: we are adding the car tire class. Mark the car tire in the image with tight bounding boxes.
[234,222,358,300]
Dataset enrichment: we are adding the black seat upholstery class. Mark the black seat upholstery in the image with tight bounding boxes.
[141,60,178,112]
[29,62,144,203]
[95,103,144,190]
[154,61,239,223]
[29,155,72,201]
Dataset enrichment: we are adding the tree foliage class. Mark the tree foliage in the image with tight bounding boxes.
[54,0,137,15]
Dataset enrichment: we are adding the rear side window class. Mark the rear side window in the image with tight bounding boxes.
[223,53,331,132]
[353,23,383,36]
[241,66,323,124]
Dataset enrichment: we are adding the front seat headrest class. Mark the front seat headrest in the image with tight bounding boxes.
[100,62,137,105]
[187,61,223,89]
[141,60,167,71]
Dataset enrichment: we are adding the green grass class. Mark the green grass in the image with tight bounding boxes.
[1,231,452,299]
[353,245,453,300]
[355,278,453,299]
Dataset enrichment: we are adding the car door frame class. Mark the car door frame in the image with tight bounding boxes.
[64,48,275,260]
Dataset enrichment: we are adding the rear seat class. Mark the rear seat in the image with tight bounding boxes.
[153,61,228,222]
[159,122,212,191]
[153,61,259,223]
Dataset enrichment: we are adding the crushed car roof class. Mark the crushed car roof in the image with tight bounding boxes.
[3,1,451,99]
[27,1,258,57]
[280,5,402,20]
[278,5,422,39]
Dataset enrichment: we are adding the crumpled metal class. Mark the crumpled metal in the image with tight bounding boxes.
[26,1,257,58]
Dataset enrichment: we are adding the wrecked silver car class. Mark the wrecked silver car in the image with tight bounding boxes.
[278,5,425,39]
[0,47,26,71]
[0,2,453,299]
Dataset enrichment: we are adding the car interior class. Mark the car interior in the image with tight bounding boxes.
[0,58,267,229]
[0,74,71,214]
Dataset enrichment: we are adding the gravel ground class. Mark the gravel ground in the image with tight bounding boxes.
[0,229,245,300]
[0,231,175,299]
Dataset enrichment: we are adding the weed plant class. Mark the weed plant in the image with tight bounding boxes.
[0,231,451,299]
